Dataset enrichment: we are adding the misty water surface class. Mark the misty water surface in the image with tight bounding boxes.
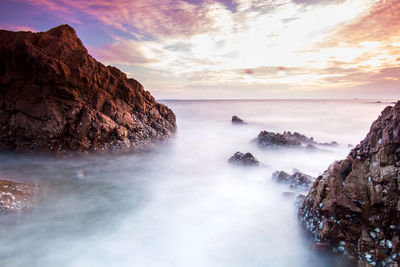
[0,99,393,267]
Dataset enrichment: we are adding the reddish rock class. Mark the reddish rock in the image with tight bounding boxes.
[0,25,176,153]
[0,179,38,214]
[299,101,400,266]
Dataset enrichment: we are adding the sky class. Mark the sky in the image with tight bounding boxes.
[0,0,399,99]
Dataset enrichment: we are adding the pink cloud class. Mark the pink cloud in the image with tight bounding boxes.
[88,39,157,65]
[14,0,214,37]
[0,23,38,32]
[322,0,400,47]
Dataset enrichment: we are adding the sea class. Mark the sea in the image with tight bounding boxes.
[0,99,395,267]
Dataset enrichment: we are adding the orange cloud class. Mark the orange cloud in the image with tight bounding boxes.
[322,0,400,46]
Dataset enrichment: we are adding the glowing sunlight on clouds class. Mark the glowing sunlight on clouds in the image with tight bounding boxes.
[2,0,399,99]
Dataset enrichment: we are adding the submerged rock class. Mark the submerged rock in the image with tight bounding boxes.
[272,169,314,192]
[299,100,400,266]
[253,131,301,148]
[229,151,259,167]
[253,130,338,149]
[232,116,246,124]
[0,25,176,153]
[0,179,38,214]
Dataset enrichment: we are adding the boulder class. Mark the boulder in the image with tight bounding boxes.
[228,151,259,167]
[272,169,314,192]
[0,25,176,153]
[232,116,246,124]
[299,101,400,266]
[0,179,38,214]
[253,130,338,149]
[253,131,301,148]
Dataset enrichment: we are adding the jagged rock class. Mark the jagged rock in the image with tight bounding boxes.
[299,101,400,266]
[0,25,176,153]
[272,169,314,192]
[0,179,38,214]
[228,151,259,167]
[252,130,337,149]
[253,131,301,148]
[232,116,246,124]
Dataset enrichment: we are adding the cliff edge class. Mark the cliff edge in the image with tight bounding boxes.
[300,101,400,265]
[0,24,176,153]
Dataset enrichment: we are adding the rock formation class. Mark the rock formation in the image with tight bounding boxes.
[253,131,301,148]
[228,151,259,167]
[272,169,314,192]
[299,101,400,266]
[0,179,38,214]
[232,116,246,124]
[253,130,338,149]
[0,25,176,153]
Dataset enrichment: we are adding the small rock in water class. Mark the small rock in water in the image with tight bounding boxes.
[228,151,259,167]
[272,169,314,192]
[231,116,246,124]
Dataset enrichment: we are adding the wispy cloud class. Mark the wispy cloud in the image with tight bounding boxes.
[4,0,399,98]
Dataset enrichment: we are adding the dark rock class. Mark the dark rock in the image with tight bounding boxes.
[253,130,338,149]
[0,25,176,154]
[229,151,259,167]
[0,179,38,214]
[272,169,314,192]
[253,131,301,148]
[299,100,400,266]
[232,116,246,124]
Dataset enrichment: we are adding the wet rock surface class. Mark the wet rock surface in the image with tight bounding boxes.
[232,116,246,124]
[229,151,259,166]
[273,169,314,192]
[253,130,338,149]
[0,179,38,214]
[0,25,176,153]
[299,101,400,266]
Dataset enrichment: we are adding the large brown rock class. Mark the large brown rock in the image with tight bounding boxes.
[0,25,176,153]
[0,179,38,214]
[299,101,400,266]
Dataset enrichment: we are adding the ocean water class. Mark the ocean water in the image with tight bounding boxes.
[0,99,394,267]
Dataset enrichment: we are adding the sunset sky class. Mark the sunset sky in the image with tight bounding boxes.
[0,0,399,99]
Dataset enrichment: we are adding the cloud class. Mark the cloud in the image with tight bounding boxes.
[321,0,400,46]
[0,23,37,32]
[16,0,217,38]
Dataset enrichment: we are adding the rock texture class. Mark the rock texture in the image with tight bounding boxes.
[273,169,314,192]
[228,151,259,167]
[252,131,338,149]
[253,130,337,149]
[0,25,176,153]
[232,116,246,124]
[0,179,38,214]
[299,101,400,266]
[253,131,301,148]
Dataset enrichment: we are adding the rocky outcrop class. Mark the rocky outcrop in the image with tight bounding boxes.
[0,25,176,153]
[299,101,400,266]
[232,116,246,124]
[253,130,337,149]
[273,169,314,192]
[253,131,301,148]
[228,151,259,167]
[0,179,38,214]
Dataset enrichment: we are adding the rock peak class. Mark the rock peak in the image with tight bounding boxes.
[0,25,176,153]
[46,24,76,37]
